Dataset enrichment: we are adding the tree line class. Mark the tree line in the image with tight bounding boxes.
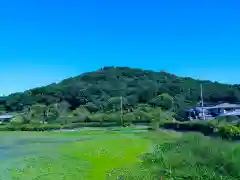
[1,66,240,124]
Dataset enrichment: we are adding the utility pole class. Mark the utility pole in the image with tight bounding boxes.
[172,97,175,122]
[200,84,205,120]
[120,96,123,126]
[172,97,175,112]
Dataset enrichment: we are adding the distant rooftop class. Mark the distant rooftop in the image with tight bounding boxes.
[196,103,240,110]
[0,114,13,119]
[218,109,240,117]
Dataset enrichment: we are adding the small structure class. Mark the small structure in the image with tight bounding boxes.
[0,114,14,124]
[185,103,240,120]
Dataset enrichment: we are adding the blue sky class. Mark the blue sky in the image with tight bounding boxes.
[0,0,240,95]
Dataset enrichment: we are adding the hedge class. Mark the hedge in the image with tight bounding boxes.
[160,121,240,140]
[0,122,121,132]
[217,125,240,140]
[161,122,215,135]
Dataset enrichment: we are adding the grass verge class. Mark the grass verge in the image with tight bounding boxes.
[141,132,240,179]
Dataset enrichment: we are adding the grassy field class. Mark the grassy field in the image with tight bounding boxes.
[0,127,239,180]
[0,128,156,180]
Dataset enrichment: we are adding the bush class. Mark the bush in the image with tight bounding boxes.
[11,115,24,125]
[0,121,121,131]
[88,113,105,123]
[215,116,240,125]
[0,125,20,131]
[19,124,62,131]
[63,122,119,128]
[88,112,121,124]
[161,122,215,135]
[161,121,240,140]
[61,123,85,129]
[0,126,8,131]
[107,113,121,123]
[133,110,152,123]
[67,115,88,123]
[123,112,136,123]
[217,125,240,140]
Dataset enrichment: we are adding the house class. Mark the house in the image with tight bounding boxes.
[185,103,240,120]
[0,114,14,124]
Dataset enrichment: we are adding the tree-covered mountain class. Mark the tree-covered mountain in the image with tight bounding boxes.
[1,66,240,121]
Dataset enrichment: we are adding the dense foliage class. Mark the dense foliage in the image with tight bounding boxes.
[161,118,240,140]
[1,66,240,123]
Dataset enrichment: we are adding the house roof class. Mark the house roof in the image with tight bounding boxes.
[0,114,13,119]
[196,103,240,110]
[218,109,240,117]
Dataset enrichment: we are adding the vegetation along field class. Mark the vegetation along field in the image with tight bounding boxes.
[0,127,240,180]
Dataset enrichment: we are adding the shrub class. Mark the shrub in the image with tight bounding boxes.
[19,124,35,131]
[11,115,24,125]
[67,115,88,123]
[133,110,152,123]
[217,125,240,140]
[123,112,136,123]
[161,122,215,135]
[61,123,85,129]
[161,121,240,140]
[0,126,8,131]
[107,112,121,123]
[88,112,121,124]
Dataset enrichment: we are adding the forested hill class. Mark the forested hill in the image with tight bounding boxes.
[1,66,240,117]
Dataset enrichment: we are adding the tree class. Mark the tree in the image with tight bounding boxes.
[108,112,122,124]
[123,112,136,125]
[84,102,99,113]
[134,108,152,123]
[72,107,90,123]
[106,97,128,111]
[56,101,71,113]
[73,107,89,116]
[88,113,104,124]
[11,115,24,125]
[136,104,152,112]
[44,105,60,123]
[19,104,47,124]
[22,114,32,124]
[150,108,173,130]
[150,93,173,110]
[3,66,240,123]
[29,104,47,120]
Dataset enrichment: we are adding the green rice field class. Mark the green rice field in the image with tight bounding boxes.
[1,127,239,179]
[0,127,167,180]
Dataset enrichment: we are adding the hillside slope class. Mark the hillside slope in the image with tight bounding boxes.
[1,67,240,119]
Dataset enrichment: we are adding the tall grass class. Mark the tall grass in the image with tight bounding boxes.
[141,132,240,179]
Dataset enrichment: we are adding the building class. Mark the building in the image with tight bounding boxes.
[186,103,240,120]
[0,114,14,124]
